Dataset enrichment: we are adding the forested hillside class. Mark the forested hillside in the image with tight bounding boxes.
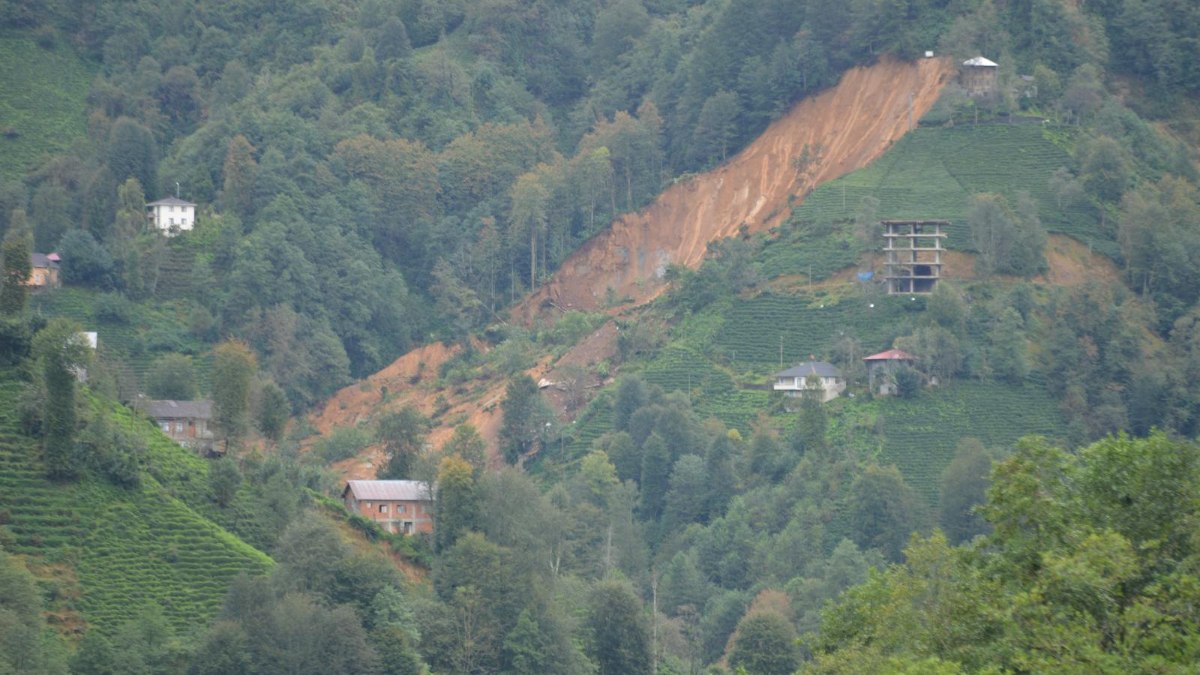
[4,0,1200,673]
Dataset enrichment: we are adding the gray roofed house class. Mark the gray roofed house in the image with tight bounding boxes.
[343,480,435,535]
[773,361,846,402]
[147,196,197,236]
[144,399,214,451]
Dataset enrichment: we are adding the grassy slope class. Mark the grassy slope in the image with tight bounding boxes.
[551,123,1100,503]
[0,371,271,636]
[31,287,213,393]
[792,124,1115,256]
[0,32,92,181]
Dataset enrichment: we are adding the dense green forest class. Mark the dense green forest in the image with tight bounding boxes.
[3,0,1200,673]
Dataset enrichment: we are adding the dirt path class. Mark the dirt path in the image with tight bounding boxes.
[516,57,955,320]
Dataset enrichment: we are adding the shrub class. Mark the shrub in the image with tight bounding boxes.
[315,425,372,463]
[92,293,133,324]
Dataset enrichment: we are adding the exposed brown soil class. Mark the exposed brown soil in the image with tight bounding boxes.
[516,57,955,321]
[1040,234,1119,285]
[311,57,958,478]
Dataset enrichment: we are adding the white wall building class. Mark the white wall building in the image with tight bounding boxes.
[146,197,196,236]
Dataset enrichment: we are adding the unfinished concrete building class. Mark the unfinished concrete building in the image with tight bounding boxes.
[882,219,947,294]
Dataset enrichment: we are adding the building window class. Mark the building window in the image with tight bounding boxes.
[379,504,388,513]
[397,505,407,514]
[175,421,184,433]
[161,422,170,433]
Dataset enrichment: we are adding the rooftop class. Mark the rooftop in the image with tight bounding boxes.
[344,480,433,502]
[963,56,998,68]
[144,399,212,420]
[146,196,196,207]
[864,348,916,362]
[776,361,841,379]
[31,252,59,269]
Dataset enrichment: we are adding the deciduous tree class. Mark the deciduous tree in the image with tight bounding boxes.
[211,339,256,448]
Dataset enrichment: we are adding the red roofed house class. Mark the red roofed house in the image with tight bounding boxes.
[342,480,434,535]
[864,349,916,396]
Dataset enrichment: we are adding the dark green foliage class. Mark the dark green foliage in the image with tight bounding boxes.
[254,380,289,443]
[209,457,242,508]
[106,117,158,197]
[638,433,671,521]
[56,229,114,287]
[0,548,68,673]
[0,220,31,315]
[32,318,88,479]
[892,364,921,399]
[848,464,923,562]
[937,439,992,544]
[377,405,429,480]
[210,340,255,448]
[434,456,478,554]
[500,374,546,464]
[814,434,1200,672]
[728,610,800,675]
[144,353,196,400]
[586,580,651,675]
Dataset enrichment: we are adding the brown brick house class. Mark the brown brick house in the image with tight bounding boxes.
[342,480,434,535]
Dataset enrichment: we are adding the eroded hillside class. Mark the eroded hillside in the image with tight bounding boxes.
[517,57,955,319]
[310,57,955,474]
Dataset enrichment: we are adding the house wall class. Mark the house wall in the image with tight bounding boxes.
[346,496,434,535]
[961,67,997,96]
[774,377,846,402]
[28,267,59,288]
[150,204,196,234]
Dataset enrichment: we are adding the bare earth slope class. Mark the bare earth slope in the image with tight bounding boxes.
[518,57,955,319]
[311,57,956,471]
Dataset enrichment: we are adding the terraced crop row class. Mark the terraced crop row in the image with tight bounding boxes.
[792,124,1106,253]
[712,292,917,368]
[871,381,1067,505]
[31,288,213,392]
[0,372,271,636]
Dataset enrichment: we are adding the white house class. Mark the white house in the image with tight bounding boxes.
[146,197,196,236]
[773,361,845,402]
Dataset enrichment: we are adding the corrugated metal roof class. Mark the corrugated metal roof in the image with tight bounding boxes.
[345,480,433,502]
[864,349,915,362]
[144,399,213,420]
[775,361,841,378]
[963,56,998,67]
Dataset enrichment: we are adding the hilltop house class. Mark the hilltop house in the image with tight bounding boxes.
[144,399,214,451]
[773,361,845,402]
[29,252,60,289]
[343,480,434,535]
[147,196,196,236]
[864,348,916,395]
[961,56,999,97]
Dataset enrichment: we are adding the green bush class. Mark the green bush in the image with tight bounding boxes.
[314,425,372,463]
[92,293,134,324]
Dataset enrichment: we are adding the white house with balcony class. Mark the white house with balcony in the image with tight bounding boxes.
[773,361,845,402]
[147,196,196,236]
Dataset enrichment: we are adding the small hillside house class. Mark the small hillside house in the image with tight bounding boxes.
[144,399,214,450]
[961,56,999,97]
[864,348,916,395]
[773,361,845,402]
[343,480,434,535]
[147,196,196,236]
[29,252,60,289]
